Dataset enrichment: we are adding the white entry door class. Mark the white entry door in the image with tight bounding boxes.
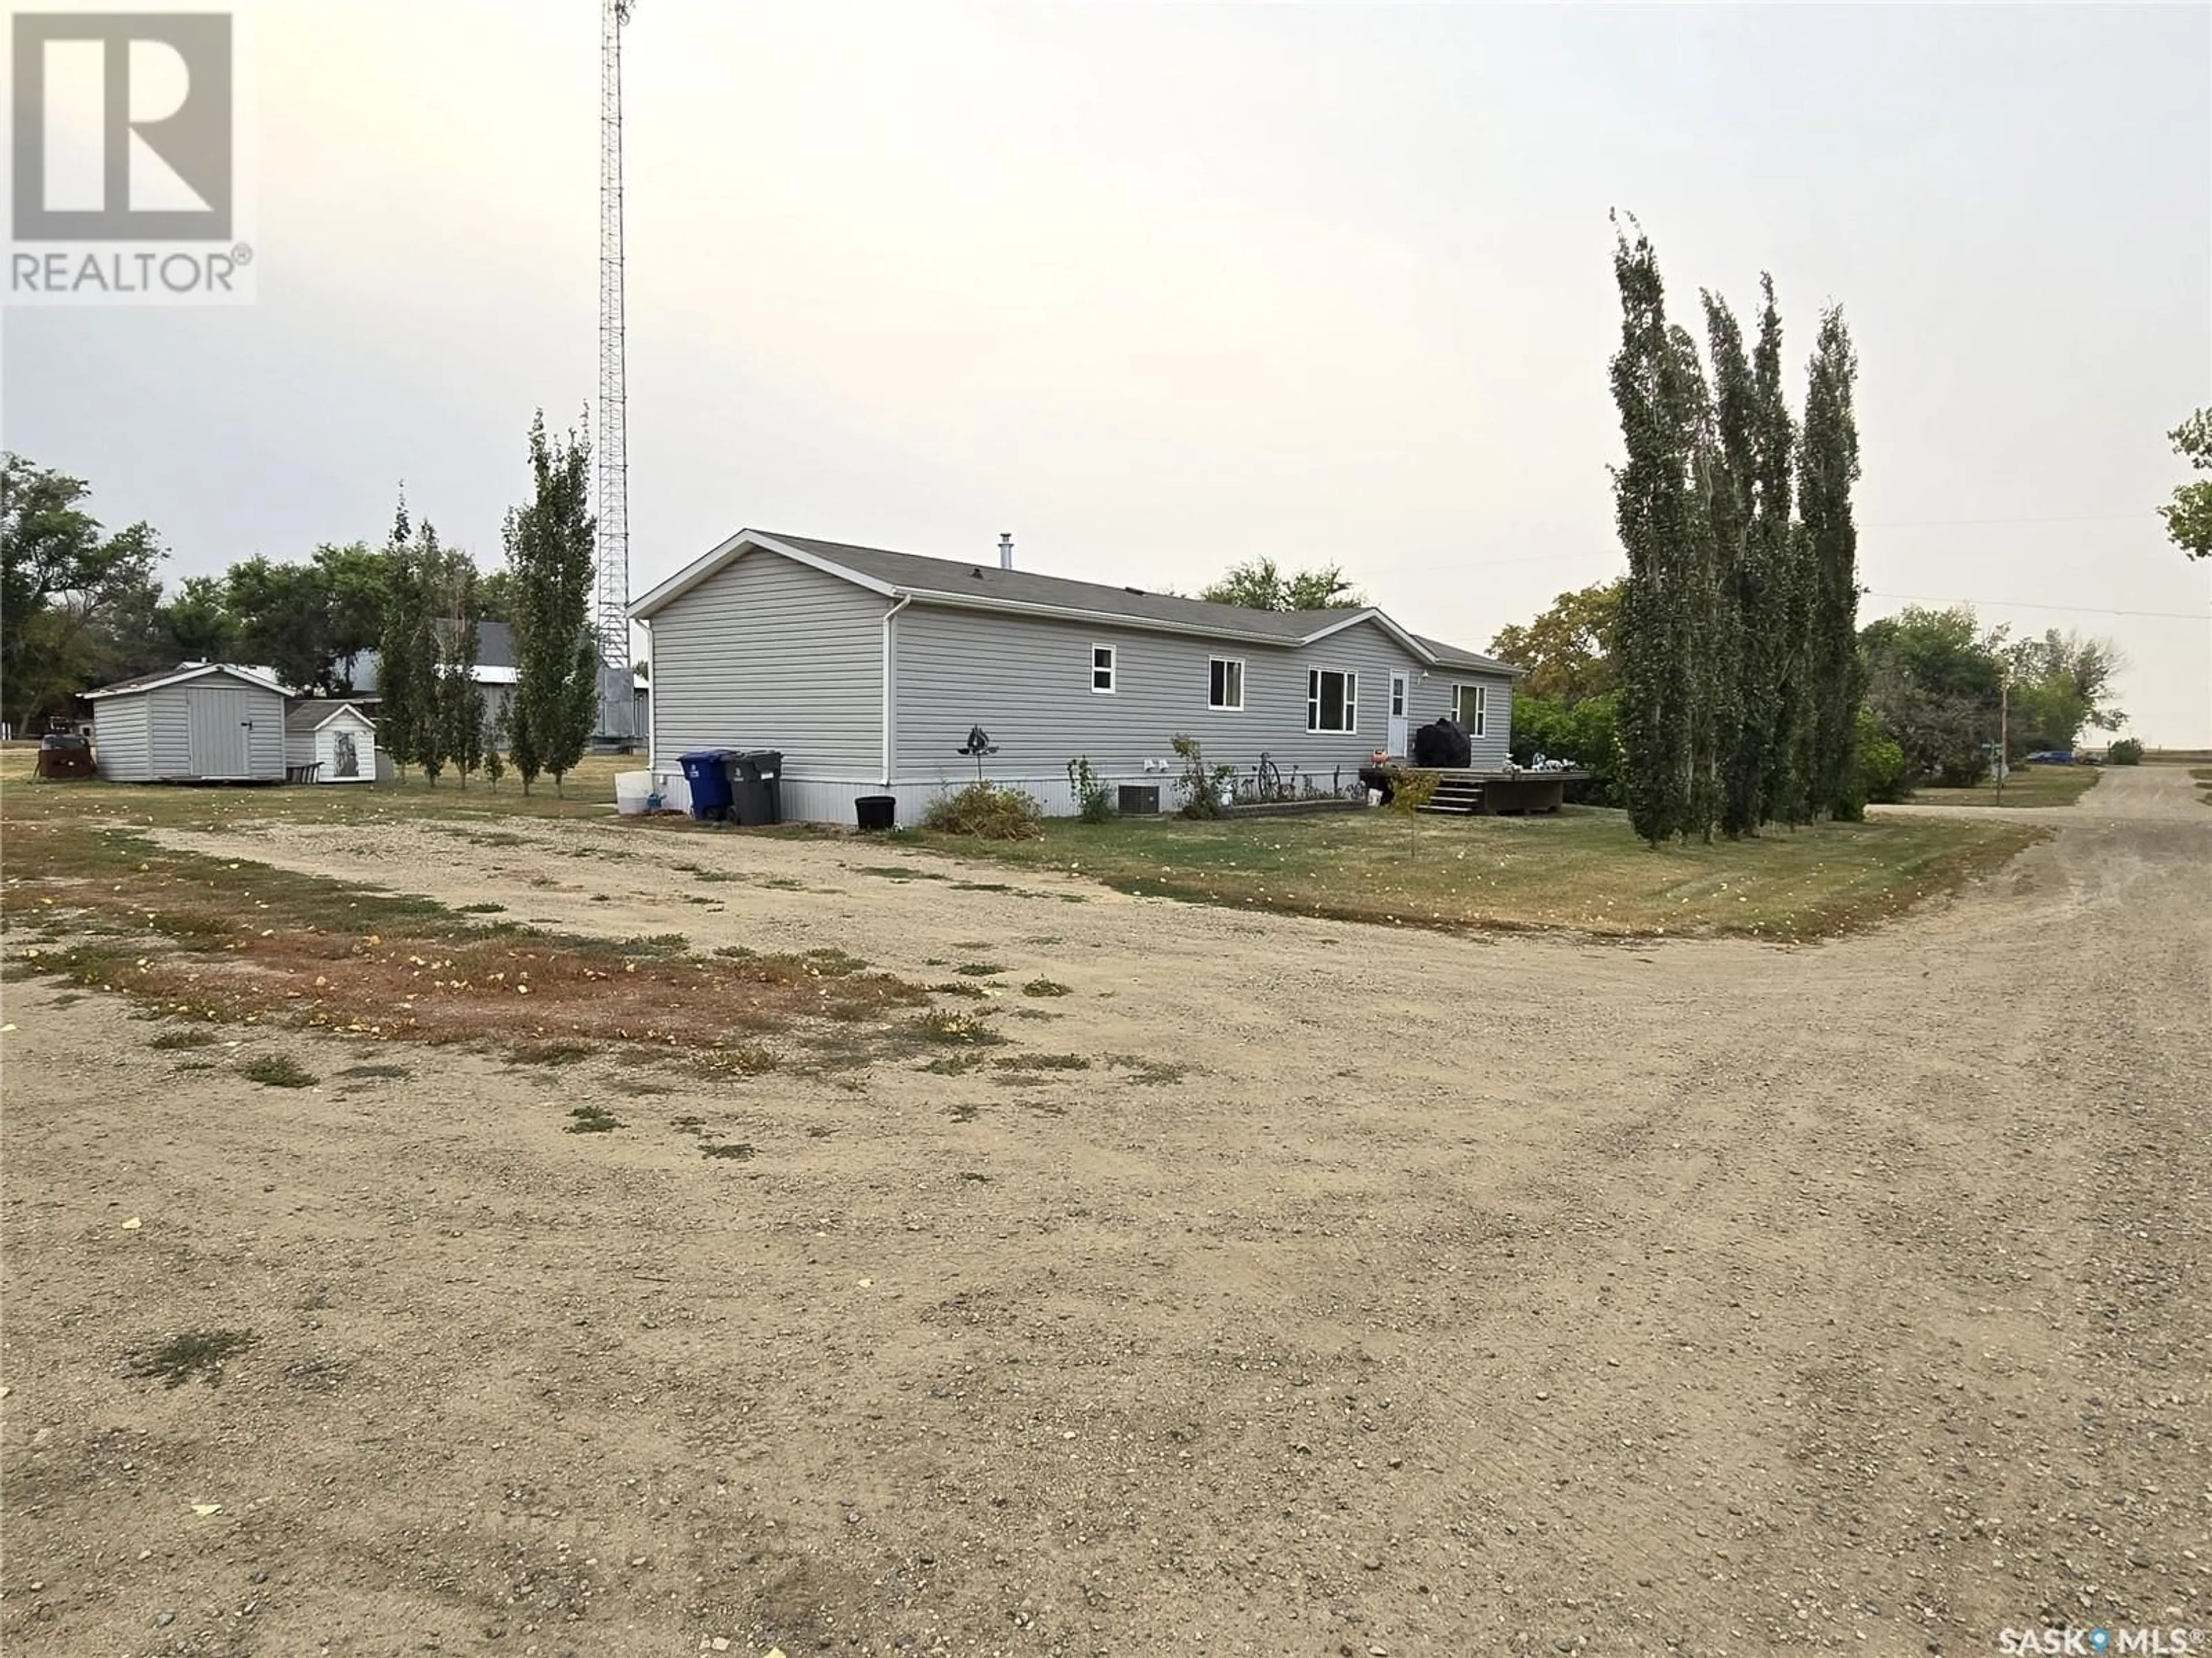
[187,687,255,779]
[1388,673,1410,757]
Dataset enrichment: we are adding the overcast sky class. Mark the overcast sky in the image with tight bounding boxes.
[6,1,2208,741]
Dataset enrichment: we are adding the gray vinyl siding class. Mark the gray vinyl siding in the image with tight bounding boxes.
[93,677,287,781]
[892,609,1493,795]
[1404,669,1514,769]
[149,686,192,774]
[647,549,885,777]
[92,697,152,781]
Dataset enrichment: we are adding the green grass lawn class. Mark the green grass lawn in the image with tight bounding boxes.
[0,743,635,832]
[1913,765,2101,809]
[900,805,2046,942]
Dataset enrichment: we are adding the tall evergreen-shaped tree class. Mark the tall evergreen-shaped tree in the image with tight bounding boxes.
[1800,307,1864,817]
[440,563,485,787]
[410,522,450,784]
[504,411,598,796]
[1747,278,1808,826]
[1702,292,1763,837]
[376,499,423,777]
[1609,222,1697,845]
[1671,323,1729,844]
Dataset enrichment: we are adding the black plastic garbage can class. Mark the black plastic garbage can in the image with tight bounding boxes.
[677,749,735,821]
[727,750,785,827]
[855,794,896,832]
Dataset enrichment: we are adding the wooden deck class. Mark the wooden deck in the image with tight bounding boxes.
[1361,765,1587,817]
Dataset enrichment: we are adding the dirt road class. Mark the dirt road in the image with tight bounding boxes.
[4,767,2206,1656]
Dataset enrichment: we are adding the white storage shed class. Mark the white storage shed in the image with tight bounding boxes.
[283,700,377,783]
[85,663,289,783]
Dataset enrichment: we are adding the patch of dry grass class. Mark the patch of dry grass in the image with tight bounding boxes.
[0,817,930,1067]
[900,805,2046,942]
[1916,766,2102,810]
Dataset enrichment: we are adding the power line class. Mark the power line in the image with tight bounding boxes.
[1862,590,2208,621]
[1861,512,2162,529]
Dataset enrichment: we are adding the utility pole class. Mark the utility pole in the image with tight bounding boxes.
[1996,676,2008,802]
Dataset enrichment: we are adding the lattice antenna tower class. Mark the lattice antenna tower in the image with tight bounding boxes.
[595,0,637,737]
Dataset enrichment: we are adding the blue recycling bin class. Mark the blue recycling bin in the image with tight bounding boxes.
[677,749,735,821]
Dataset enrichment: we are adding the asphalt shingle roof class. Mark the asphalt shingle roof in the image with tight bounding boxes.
[748,533,1516,674]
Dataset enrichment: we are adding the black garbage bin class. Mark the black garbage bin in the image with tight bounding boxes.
[855,794,896,832]
[677,749,735,821]
[726,750,785,827]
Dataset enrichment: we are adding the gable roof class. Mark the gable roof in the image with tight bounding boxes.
[632,530,1520,674]
[85,662,287,700]
[284,699,376,736]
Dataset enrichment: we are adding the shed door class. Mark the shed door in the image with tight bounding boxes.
[187,686,255,778]
[1388,673,1410,758]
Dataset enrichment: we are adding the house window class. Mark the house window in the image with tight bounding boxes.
[1092,645,1116,693]
[1306,668,1358,733]
[1455,683,1487,736]
[1209,658,1244,711]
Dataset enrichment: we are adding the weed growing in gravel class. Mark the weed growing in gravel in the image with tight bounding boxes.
[335,1063,410,1080]
[920,1054,987,1075]
[1107,1054,1193,1086]
[993,1053,1090,1072]
[458,902,506,915]
[912,1011,1004,1046]
[959,1170,993,1183]
[566,1105,622,1134]
[700,1141,755,1160]
[510,1042,593,1068]
[150,1027,219,1050]
[931,981,987,999]
[955,962,1005,977]
[240,1054,316,1088]
[1020,978,1071,997]
[127,1329,257,1388]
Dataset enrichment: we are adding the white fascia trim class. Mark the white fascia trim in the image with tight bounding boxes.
[642,619,657,768]
[1296,608,1444,665]
[628,529,900,620]
[881,594,911,786]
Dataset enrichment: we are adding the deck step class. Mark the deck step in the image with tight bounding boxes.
[1414,777,1484,815]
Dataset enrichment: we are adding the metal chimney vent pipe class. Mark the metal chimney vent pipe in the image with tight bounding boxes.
[998,533,1014,571]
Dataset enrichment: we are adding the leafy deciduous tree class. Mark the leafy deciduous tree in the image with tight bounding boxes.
[2161,408,2212,561]
[1198,557,1364,612]
[504,412,599,795]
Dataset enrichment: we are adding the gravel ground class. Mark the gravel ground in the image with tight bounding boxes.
[3,764,2206,1657]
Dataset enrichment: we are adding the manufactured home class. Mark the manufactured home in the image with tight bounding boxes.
[632,531,1520,824]
[283,700,377,783]
[84,663,288,784]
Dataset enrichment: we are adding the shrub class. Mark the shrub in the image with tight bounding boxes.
[1510,690,1625,807]
[1169,735,1236,819]
[2107,737,2143,765]
[922,781,1045,839]
[1066,756,1115,823]
[1840,705,1913,818]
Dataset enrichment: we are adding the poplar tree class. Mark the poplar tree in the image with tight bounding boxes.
[439,563,485,787]
[376,499,423,777]
[1609,222,1697,845]
[505,411,599,796]
[1748,278,1808,826]
[1800,307,1864,817]
[1703,292,1763,837]
[410,522,449,785]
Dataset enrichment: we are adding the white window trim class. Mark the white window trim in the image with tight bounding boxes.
[1455,681,1487,737]
[1306,666,1358,734]
[1208,656,1245,711]
[1090,643,1116,695]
